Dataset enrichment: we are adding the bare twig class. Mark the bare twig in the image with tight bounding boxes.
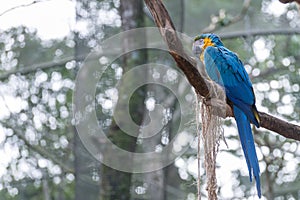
[0,0,51,17]
[201,0,251,33]
[144,0,300,141]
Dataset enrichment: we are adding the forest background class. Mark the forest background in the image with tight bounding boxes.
[0,0,300,199]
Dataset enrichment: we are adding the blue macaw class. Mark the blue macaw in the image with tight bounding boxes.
[192,33,261,198]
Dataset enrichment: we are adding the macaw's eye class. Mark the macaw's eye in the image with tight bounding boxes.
[192,39,204,55]
[194,39,204,46]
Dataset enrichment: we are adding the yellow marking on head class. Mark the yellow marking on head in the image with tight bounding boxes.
[200,37,215,62]
[203,37,215,49]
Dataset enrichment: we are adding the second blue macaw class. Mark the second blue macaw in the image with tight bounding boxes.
[192,33,261,198]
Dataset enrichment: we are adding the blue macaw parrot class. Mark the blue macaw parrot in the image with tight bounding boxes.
[192,33,261,198]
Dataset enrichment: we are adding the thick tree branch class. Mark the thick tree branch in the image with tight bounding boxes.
[259,112,300,140]
[144,0,300,141]
[279,0,300,4]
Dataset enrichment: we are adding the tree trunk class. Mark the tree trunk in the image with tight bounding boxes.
[100,1,147,199]
[74,127,100,200]
[139,84,166,200]
[74,1,100,198]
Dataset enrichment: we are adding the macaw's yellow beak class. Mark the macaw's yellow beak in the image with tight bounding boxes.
[192,39,204,56]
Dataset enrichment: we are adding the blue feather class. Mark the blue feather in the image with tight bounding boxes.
[195,33,262,198]
[234,106,261,198]
[204,46,260,127]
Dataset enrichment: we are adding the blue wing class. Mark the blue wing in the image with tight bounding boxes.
[203,46,261,198]
[204,46,259,127]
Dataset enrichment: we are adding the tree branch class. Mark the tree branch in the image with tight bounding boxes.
[0,29,299,81]
[220,29,300,39]
[0,56,74,80]
[0,0,51,17]
[0,54,88,81]
[279,0,300,4]
[250,65,286,79]
[201,0,251,33]
[144,0,300,141]
[13,128,74,174]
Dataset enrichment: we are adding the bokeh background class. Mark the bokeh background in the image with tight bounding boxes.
[0,0,299,199]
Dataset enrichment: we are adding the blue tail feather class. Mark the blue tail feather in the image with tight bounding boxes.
[226,88,260,127]
[233,106,261,198]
